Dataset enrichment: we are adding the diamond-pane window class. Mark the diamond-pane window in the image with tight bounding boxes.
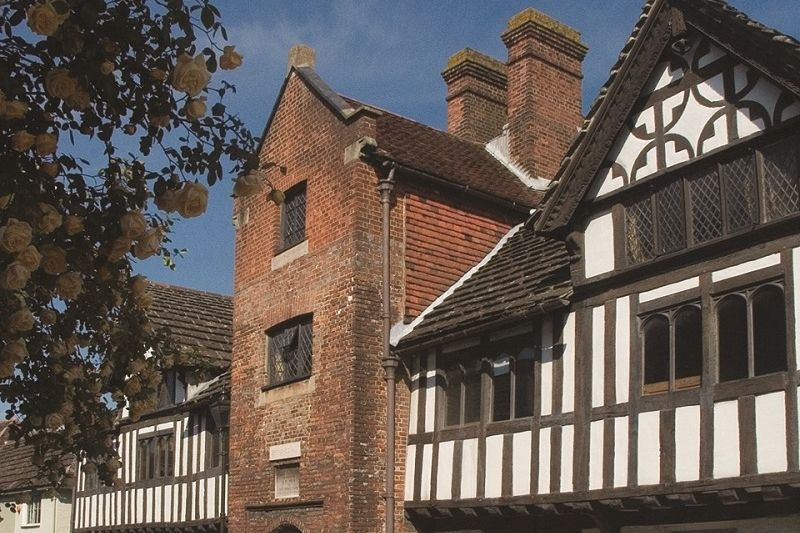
[655,180,685,254]
[762,137,799,221]
[281,182,306,250]
[688,167,723,244]
[267,315,313,387]
[626,196,655,264]
[722,155,756,232]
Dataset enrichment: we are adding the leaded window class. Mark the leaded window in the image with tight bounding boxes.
[642,304,702,395]
[443,359,482,427]
[267,315,313,387]
[717,283,787,382]
[624,134,799,266]
[137,433,174,480]
[491,340,534,422]
[280,182,306,250]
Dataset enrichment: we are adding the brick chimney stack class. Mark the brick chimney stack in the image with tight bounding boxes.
[442,48,507,144]
[501,8,588,181]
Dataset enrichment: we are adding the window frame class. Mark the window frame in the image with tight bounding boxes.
[136,431,175,481]
[715,281,788,383]
[489,337,535,423]
[640,301,703,396]
[278,181,307,253]
[265,314,313,389]
[24,496,41,526]
[622,132,800,267]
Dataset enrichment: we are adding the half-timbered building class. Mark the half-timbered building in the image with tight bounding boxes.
[72,284,232,533]
[395,1,800,531]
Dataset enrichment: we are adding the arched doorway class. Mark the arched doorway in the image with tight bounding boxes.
[271,526,301,533]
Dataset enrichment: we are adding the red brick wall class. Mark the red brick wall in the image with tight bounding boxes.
[401,184,517,320]
[231,70,525,533]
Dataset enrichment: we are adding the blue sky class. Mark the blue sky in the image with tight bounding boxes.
[135,0,800,296]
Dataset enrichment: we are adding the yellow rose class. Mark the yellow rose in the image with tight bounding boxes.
[185,97,206,121]
[26,1,67,36]
[11,131,35,151]
[106,237,131,262]
[41,162,60,177]
[2,338,28,364]
[56,272,83,300]
[0,262,31,290]
[233,171,264,197]
[45,413,64,430]
[177,182,208,218]
[149,68,168,82]
[0,195,11,210]
[40,309,57,325]
[4,100,29,120]
[171,53,211,97]
[40,244,68,275]
[45,69,78,100]
[16,245,42,271]
[0,218,33,253]
[149,113,170,128]
[120,211,147,239]
[65,89,90,110]
[134,228,162,259]
[130,275,147,297]
[100,61,115,75]
[35,133,58,156]
[8,308,34,333]
[154,189,179,213]
[35,202,63,234]
[219,45,243,70]
[63,215,84,236]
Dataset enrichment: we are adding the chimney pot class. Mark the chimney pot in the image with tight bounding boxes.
[288,44,316,72]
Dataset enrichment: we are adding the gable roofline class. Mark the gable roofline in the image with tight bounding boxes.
[254,66,381,163]
[535,0,800,234]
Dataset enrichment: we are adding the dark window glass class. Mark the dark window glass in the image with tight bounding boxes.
[137,433,174,480]
[444,367,461,427]
[491,357,511,422]
[463,368,482,424]
[643,315,670,393]
[267,316,313,387]
[718,295,749,382]
[514,351,535,419]
[722,154,757,232]
[753,285,787,376]
[626,196,655,264]
[674,306,702,387]
[688,167,723,244]
[762,138,799,220]
[281,182,306,249]
[655,179,685,253]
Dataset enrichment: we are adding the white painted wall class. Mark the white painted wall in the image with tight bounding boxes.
[2,492,71,533]
[584,211,615,278]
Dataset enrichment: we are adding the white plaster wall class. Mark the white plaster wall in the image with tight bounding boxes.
[404,444,416,501]
[435,441,454,501]
[591,306,605,408]
[7,494,71,533]
[637,411,660,485]
[755,391,787,473]
[584,211,615,278]
[511,431,531,496]
[713,400,740,479]
[589,420,604,490]
[484,435,503,498]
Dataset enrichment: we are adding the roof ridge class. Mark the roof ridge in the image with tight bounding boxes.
[147,281,232,301]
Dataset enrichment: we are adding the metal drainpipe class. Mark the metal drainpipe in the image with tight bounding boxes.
[378,161,397,533]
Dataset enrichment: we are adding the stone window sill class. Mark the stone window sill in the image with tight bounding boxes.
[271,240,308,271]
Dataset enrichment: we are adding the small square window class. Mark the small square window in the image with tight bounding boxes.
[280,182,306,250]
[275,464,299,499]
[266,315,313,387]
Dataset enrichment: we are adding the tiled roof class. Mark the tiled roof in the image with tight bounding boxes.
[146,283,233,368]
[0,439,72,493]
[292,68,541,208]
[186,371,230,406]
[397,224,572,348]
[373,112,542,208]
[536,0,800,233]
